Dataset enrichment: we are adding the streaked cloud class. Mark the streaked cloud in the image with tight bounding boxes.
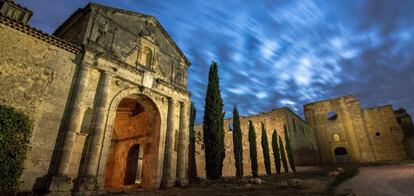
[17,0,414,123]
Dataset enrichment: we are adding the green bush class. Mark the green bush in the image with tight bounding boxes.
[0,105,32,193]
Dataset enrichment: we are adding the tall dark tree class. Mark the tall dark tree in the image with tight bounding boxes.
[279,136,289,173]
[232,105,243,178]
[188,102,197,182]
[202,61,225,180]
[260,122,271,175]
[218,112,226,177]
[248,120,258,177]
[271,130,281,174]
[284,126,296,172]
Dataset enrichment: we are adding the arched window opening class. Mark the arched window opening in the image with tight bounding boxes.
[332,133,341,142]
[141,46,153,68]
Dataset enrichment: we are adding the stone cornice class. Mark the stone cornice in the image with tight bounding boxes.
[0,15,81,53]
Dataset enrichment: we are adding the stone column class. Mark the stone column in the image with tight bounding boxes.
[176,101,189,186]
[161,97,176,188]
[78,71,112,191]
[50,65,90,192]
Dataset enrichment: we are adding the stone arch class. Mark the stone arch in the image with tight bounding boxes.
[334,147,349,163]
[98,87,165,190]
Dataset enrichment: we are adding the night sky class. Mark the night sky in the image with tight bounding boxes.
[17,0,414,123]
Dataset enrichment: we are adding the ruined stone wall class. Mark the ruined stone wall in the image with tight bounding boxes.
[363,106,406,161]
[195,108,320,177]
[304,96,376,164]
[0,22,78,191]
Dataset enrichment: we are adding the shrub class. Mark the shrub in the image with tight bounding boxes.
[0,105,32,193]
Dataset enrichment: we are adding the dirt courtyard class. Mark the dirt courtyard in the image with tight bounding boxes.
[112,167,336,196]
[336,163,414,196]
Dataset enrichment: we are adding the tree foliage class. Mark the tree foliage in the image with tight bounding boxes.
[232,106,243,178]
[279,136,289,173]
[248,120,258,177]
[271,130,281,174]
[203,61,225,180]
[260,122,271,175]
[284,125,296,172]
[188,102,197,182]
[0,105,32,193]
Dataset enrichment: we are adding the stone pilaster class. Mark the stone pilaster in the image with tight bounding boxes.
[161,97,176,188]
[76,71,112,193]
[49,65,90,192]
[176,101,189,186]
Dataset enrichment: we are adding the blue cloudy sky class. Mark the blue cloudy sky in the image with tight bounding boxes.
[17,0,414,123]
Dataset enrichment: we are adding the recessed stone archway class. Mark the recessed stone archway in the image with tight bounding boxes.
[334,147,349,163]
[104,94,161,190]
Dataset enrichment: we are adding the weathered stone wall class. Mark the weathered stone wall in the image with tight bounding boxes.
[195,108,320,177]
[363,106,406,161]
[305,95,406,164]
[304,96,376,164]
[395,108,414,159]
[0,22,78,191]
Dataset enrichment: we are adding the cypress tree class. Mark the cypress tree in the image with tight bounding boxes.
[271,130,281,174]
[284,125,296,172]
[279,136,289,173]
[248,120,258,177]
[260,122,271,175]
[202,61,225,180]
[232,105,243,178]
[218,112,226,177]
[188,102,197,182]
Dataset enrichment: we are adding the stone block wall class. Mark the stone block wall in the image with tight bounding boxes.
[195,107,320,177]
[363,105,406,161]
[0,22,78,191]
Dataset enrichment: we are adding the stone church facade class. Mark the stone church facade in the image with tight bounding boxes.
[0,1,191,194]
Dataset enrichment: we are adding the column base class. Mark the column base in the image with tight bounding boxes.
[49,175,74,193]
[73,176,97,194]
[160,179,176,188]
[175,178,188,187]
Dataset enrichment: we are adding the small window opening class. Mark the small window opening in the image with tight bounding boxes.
[327,111,337,121]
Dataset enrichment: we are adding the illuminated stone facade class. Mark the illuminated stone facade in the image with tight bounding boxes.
[304,95,406,164]
[195,108,320,177]
[0,1,191,194]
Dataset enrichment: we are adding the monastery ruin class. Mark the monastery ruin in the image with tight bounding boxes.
[1,0,414,194]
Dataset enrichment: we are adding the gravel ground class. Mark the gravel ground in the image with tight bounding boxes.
[336,164,414,196]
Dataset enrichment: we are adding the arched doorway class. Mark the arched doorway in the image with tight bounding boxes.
[104,94,160,190]
[334,147,349,163]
